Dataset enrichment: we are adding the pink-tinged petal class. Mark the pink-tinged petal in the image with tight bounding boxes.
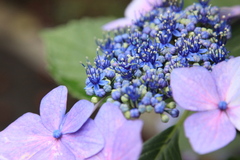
[91,103,143,160]
[61,100,95,134]
[86,152,105,160]
[111,120,143,160]
[212,57,240,106]
[40,86,67,132]
[0,113,53,159]
[227,106,240,130]
[102,18,133,31]
[87,121,143,160]
[184,110,236,154]
[94,102,127,159]
[125,0,160,19]
[171,67,220,111]
[220,6,240,19]
[62,119,104,159]
[29,141,75,160]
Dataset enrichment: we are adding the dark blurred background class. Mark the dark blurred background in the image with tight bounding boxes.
[0,0,130,130]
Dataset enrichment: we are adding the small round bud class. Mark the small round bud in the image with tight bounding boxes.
[138,104,146,113]
[124,111,131,119]
[120,104,129,112]
[167,102,176,109]
[170,108,180,118]
[130,108,140,118]
[86,88,94,96]
[155,101,166,113]
[146,105,153,113]
[121,94,129,103]
[161,114,169,123]
[91,97,99,104]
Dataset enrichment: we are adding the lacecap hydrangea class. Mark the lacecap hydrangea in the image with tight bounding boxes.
[83,0,231,121]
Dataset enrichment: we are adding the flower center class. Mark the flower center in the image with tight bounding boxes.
[218,101,228,111]
[53,130,62,139]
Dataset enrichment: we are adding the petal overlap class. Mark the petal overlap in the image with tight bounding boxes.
[61,100,95,134]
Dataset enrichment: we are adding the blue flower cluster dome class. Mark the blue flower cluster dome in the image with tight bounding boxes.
[83,0,231,121]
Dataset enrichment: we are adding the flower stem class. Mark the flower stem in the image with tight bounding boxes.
[176,110,191,127]
[94,96,107,110]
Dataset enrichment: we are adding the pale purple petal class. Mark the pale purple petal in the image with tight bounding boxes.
[61,100,95,134]
[85,152,107,160]
[29,141,75,160]
[86,152,105,160]
[91,103,143,159]
[211,57,240,106]
[184,110,236,154]
[103,0,161,30]
[0,113,53,159]
[125,0,160,19]
[227,106,240,130]
[220,6,240,19]
[40,86,67,131]
[171,67,220,111]
[87,121,143,160]
[102,18,132,31]
[94,102,127,159]
[62,119,104,159]
[112,120,143,160]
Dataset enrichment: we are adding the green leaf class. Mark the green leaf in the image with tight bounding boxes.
[139,125,182,160]
[41,17,114,99]
[184,0,240,7]
[226,20,240,56]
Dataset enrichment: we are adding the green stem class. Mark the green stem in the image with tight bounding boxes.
[154,110,191,159]
[176,110,191,127]
[94,96,107,110]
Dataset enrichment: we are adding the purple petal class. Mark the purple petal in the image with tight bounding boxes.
[62,119,104,159]
[111,120,143,160]
[88,121,143,160]
[92,103,143,159]
[86,152,105,160]
[0,113,53,159]
[99,80,109,86]
[198,48,208,54]
[61,100,95,134]
[211,57,240,106]
[171,67,220,111]
[124,0,160,19]
[227,106,240,130]
[94,103,127,152]
[29,141,75,160]
[220,6,240,19]
[102,18,132,31]
[172,30,181,37]
[40,86,67,132]
[184,110,236,154]
[103,0,162,30]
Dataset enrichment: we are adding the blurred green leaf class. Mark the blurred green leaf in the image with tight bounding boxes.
[226,20,240,56]
[41,17,114,99]
[139,125,182,160]
[184,0,240,7]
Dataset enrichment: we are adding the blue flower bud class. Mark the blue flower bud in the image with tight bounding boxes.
[155,101,166,113]
[170,108,180,118]
[130,108,140,118]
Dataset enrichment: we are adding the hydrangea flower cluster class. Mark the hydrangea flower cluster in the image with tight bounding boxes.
[83,0,232,120]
